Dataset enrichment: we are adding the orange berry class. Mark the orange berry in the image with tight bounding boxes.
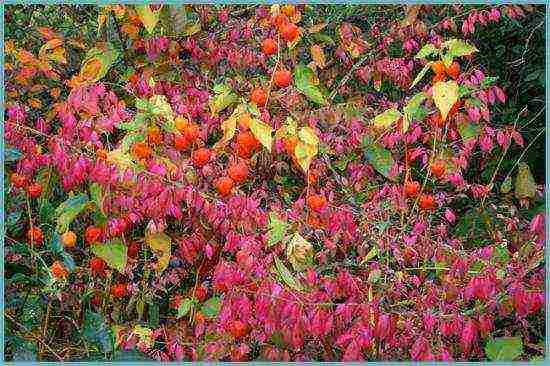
[274,68,292,88]
[430,160,446,179]
[131,142,152,159]
[432,73,446,84]
[419,194,437,211]
[184,123,200,143]
[251,88,267,107]
[111,283,127,299]
[229,320,249,338]
[281,23,299,43]
[175,116,189,133]
[261,38,278,56]
[192,148,211,167]
[27,227,44,246]
[147,125,162,146]
[404,181,420,198]
[272,13,289,31]
[236,144,252,159]
[51,261,68,279]
[11,173,27,189]
[61,231,77,248]
[307,194,327,212]
[228,161,249,184]
[97,149,108,161]
[237,131,259,151]
[27,183,42,198]
[215,176,234,197]
[431,61,446,75]
[446,61,460,79]
[85,226,102,245]
[90,257,106,275]
[194,311,206,323]
[174,134,190,151]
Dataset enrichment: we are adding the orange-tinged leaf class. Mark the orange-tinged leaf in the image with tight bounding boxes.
[81,58,103,80]
[121,23,140,38]
[50,87,61,99]
[310,44,326,69]
[39,38,64,60]
[28,98,42,109]
[5,40,15,54]
[37,26,61,41]
[308,22,327,34]
[48,47,67,64]
[17,50,35,65]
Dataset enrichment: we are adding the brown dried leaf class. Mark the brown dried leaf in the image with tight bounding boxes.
[310,44,326,69]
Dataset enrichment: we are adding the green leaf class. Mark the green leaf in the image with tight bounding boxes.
[410,61,433,89]
[442,38,479,58]
[481,76,498,88]
[432,80,459,121]
[83,311,113,353]
[61,252,76,272]
[485,337,523,361]
[135,5,160,34]
[372,108,402,129]
[515,162,536,200]
[201,296,221,318]
[209,84,238,115]
[456,121,481,142]
[415,43,438,59]
[274,256,303,292]
[55,194,89,233]
[145,232,171,274]
[89,183,105,213]
[363,140,396,181]
[363,245,378,263]
[80,43,120,84]
[118,113,147,131]
[500,176,513,194]
[294,64,327,105]
[91,239,128,272]
[48,232,63,254]
[268,212,288,247]
[177,298,192,319]
[148,302,159,328]
[5,146,23,162]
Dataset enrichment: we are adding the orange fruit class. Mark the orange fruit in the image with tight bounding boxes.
[261,38,278,56]
[228,161,249,184]
[431,61,446,75]
[419,194,437,211]
[131,142,152,159]
[51,261,68,279]
[147,125,162,146]
[307,194,327,212]
[175,116,189,133]
[174,134,190,151]
[61,231,77,248]
[251,88,268,107]
[85,226,102,245]
[404,181,420,197]
[192,148,211,167]
[281,23,299,43]
[111,283,127,299]
[215,176,234,197]
[27,183,42,198]
[274,68,292,88]
[238,113,251,131]
[430,160,446,179]
[27,227,44,246]
[446,61,460,79]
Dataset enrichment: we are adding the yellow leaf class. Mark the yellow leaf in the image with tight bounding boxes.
[310,44,326,69]
[135,5,160,34]
[294,140,318,173]
[249,118,273,153]
[133,325,154,349]
[38,38,63,60]
[214,115,237,150]
[298,126,319,146]
[106,148,135,171]
[145,232,171,274]
[275,117,298,140]
[372,108,402,129]
[48,47,67,64]
[432,80,459,122]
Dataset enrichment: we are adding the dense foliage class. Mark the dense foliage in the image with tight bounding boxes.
[3,4,545,361]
